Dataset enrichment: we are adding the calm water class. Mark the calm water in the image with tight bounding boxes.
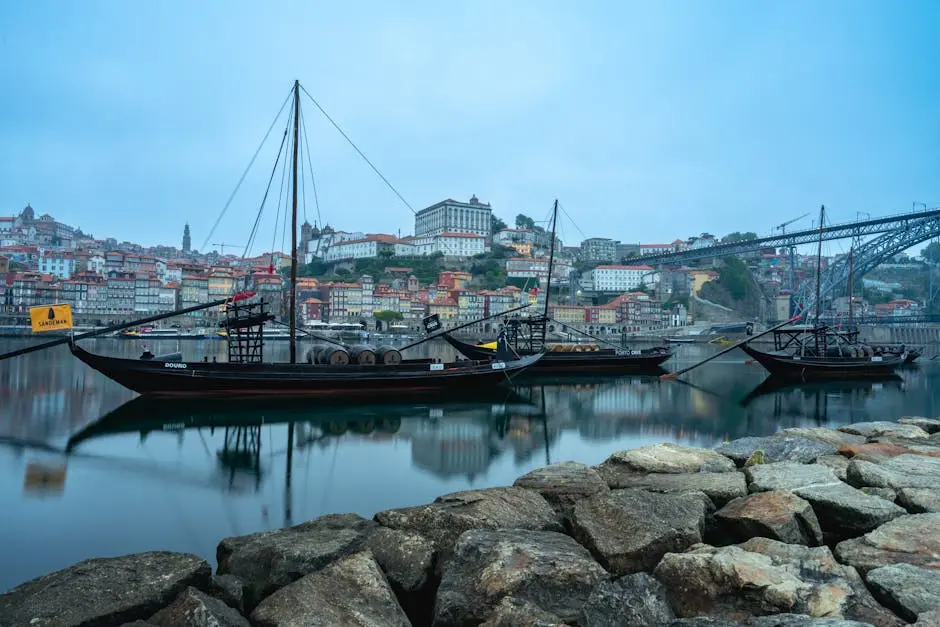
[2,337,938,591]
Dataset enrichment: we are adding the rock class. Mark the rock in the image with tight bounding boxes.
[0,552,210,627]
[599,442,736,474]
[817,455,850,481]
[216,513,378,608]
[568,488,707,575]
[207,574,246,614]
[149,587,249,627]
[375,487,562,576]
[598,471,746,507]
[580,572,675,627]
[654,538,904,627]
[916,608,940,625]
[364,526,434,595]
[837,421,929,439]
[478,597,566,627]
[866,563,940,622]
[250,551,409,627]
[778,427,866,446]
[834,513,940,574]
[713,491,823,546]
[745,462,840,493]
[793,482,907,540]
[896,487,940,513]
[859,487,897,502]
[669,620,742,627]
[897,416,940,434]
[869,436,940,456]
[716,436,837,466]
[432,528,608,626]
[838,442,939,461]
[744,617,877,626]
[513,461,609,512]
[846,455,940,489]
[120,622,160,627]
[744,450,765,467]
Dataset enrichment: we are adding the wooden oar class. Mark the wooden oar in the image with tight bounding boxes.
[398,304,531,352]
[659,314,802,380]
[0,292,255,362]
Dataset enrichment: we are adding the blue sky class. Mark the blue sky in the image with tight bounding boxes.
[1,1,938,254]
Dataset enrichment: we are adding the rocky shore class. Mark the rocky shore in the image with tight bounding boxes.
[3,418,940,626]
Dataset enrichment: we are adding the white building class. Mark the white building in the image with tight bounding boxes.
[414,196,492,241]
[38,250,75,279]
[322,235,415,262]
[590,265,658,292]
[506,257,574,285]
[494,228,536,246]
[88,254,106,275]
[411,232,486,258]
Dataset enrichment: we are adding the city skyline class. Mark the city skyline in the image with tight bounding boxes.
[2,1,938,250]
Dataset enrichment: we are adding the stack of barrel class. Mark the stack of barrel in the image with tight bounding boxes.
[306,344,402,365]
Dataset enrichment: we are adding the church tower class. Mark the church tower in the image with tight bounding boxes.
[182,223,191,253]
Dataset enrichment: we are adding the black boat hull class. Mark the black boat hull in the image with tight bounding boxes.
[69,343,540,398]
[739,343,903,380]
[442,335,672,374]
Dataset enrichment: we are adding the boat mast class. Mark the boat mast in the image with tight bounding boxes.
[814,204,824,325]
[541,199,559,345]
[289,80,300,364]
[848,246,854,331]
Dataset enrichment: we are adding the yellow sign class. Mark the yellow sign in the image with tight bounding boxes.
[30,304,73,333]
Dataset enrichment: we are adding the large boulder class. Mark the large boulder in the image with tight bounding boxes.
[375,487,562,575]
[743,617,880,626]
[598,443,737,474]
[745,463,840,493]
[216,513,378,607]
[654,538,903,627]
[0,552,210,627]
[838,442,939,461]
[792,482,907,541]
[713,491,823,546]
[364,526,435,624]
[478,597,565,627]
[513,461,609,512]
[866,563,940,623]
[916,609,940,625]
[897,416,940,434]
[148,587,249,627]
[250,551,410,627]
[896,487,940,513]
[846,455,940,489]
[580,572,675,627]
[838,421,929,439]
[432,528,608,626]
[568,488,707,575]
[777,427,866,447]
[816,455,850,481]
[600,471,746,507]
[715,436,837,466]
[834,513,940,574]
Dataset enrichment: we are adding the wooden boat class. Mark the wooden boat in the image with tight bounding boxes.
[662,336,696,344]
[443,334,671,374]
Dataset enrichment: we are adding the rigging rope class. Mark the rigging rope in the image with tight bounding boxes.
[270,118,292,263]
[243,110,292,260]
[300,106,322,230]
[299,84,415,214]
[201,87,294,251]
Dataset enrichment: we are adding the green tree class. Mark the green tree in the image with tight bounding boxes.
[378,249,394,260]
[515,214,536,229]
[491,215,508,234]
[922,242,940,264]
[374,310,404,323]
[715,256,750,300]
[721,231,759,244]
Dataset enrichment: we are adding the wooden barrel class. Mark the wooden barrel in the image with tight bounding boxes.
[376,346,402,365]
[348,344,377,365]
[312,345,350,365]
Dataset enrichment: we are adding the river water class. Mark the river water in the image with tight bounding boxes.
[1,337,937,591]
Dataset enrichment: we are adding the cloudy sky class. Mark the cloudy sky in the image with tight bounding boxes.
[1,1,938,255]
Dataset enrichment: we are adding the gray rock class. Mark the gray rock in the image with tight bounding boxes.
[654,538,903,626]
[513,461,609,512]
[744,617,877,626]
[0,551,210,627]
[817,455,851,481]
[216,513,378,607]
[915,608,940,625]
[598,471,746,507]
[599,442,737,474]
[207,574,246,615]
[432,528,608,626]
[897,416,940,434]
[716,436,837,466]
[478,596,565,627]
[714,490,823,546]
[868,435,940,456]
[746,462,840,493]
[580,572,675,627]
[866,563,940,622]
[793,482,907,540]
[375,486,562,576]
[364,526,434,594]
[250,551,409,627]
[846,455,940,489]
[835,513,940,574]
[896,487,940,513]
[149,587,249,627]
[859,487,897,502]
[838,421,929,439]
[778,427,866,446]
[669,620,742,627]
[120,622,160,627]
[568,488,707,575]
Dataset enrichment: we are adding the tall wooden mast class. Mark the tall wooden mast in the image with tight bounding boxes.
[289,80,300,364]
[814,204,825,324]
[848,246,854,330]
[541,199,559,345]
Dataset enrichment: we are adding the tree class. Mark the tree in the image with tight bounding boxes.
[715,256,751,300]
[721,232,759,244]
[374,310,404,323]
[491,215,508,234]
[378,249,394,260]
[922,242,940,264]
[515,214,536,229]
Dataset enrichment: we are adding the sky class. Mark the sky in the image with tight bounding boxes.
[1,1,938,256]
